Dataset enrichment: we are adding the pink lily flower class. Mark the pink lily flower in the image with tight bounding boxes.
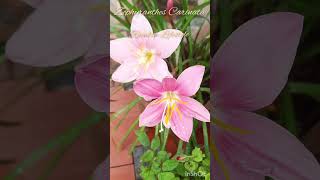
[5,0,108,112]
[133,65,210,142]
[211,12,320,179]
[111,14,183,83]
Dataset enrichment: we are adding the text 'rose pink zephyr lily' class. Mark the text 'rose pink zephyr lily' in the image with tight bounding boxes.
[133,65,210,142]
[210,12,320,179]
[111,14,183,83]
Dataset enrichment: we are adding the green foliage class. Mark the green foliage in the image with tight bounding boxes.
[135,130,150,147]
[151,135,160,150]
[139,140,210,180]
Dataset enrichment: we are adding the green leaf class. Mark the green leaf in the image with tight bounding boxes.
[141,150,154,162]
[218,0,233,42]
[158,172,175,180]
[157,151,170,161]
[151,135,160,150]
[202,158,210,167]
[184,161,198,172]
[140,168,156,180]
[192,148,205,162]
[162,159,179,171]
[135,130,150,147]
[174,163,188,177]
[111,97,142,122]
[288,82,320,102]
[151,161,161,173]
[117,117,139,150]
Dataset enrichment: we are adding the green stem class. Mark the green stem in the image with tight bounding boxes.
[176,140,184,155]
[186,142,192,155]
[191,130,198,147]
[202,122,209,157]
[155,125,159,136]
[161,128,169,151]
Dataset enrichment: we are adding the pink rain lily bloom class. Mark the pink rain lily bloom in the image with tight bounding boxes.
[211,12,320,179]
[133,65,210,142]
[111,14,183,83]
[5,0,108,112]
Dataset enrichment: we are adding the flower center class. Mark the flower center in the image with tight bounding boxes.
[136,48,155,68]
[153,91,186,132]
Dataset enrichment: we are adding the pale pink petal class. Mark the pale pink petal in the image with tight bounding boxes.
[162,78,177,91]
[212,108,320,180]
[74,56,107,112]
[176,65,205,96]
[131,14,153,38]
[111,61,139,83]
[179,96,210,122]
[6,0,104,67]
[147,58,172,81]
[211,12,303,111]
[170,111,193,142]
[133,79,163,101]
[153,29,183,58]
[110,38,136,63]
[139,102,164,127]
[93,158,108,180]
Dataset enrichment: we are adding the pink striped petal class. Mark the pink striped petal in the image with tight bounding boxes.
[110,38,136,63]
[179,96,209,122]
[153,29,183,58]
[170,111,193,142]
[212,108,320,180]
[177,65,205,96]
[133,79,163,101]
[6,0,104,67]
[139,102,164,127]
[162,78,177,91]
[131,14,153,38]
[111,61,139,83]
[74,56,107,112]
[211,12,303,111]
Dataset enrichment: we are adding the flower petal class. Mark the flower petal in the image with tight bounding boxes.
[212,108,320,180]
[74,56,108,112]
[139,102,164,127]
[147,58,172,81]
[176,65,205,96]
[6,0,104,67]
[86,20,108,58]
[153,29,183,58]
[211,12,303,111]
[131,14,153,38]
[133,79,163,101]
[110,38,136,63]
[170,111,193,142]
[162,78,177,91]
[179,96,210,122]
[111,61,139,83]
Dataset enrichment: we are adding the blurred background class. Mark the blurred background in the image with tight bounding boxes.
[212,0,320,162]
[0,0,107,179]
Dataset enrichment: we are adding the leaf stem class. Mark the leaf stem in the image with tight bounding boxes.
[161,128,169,151]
